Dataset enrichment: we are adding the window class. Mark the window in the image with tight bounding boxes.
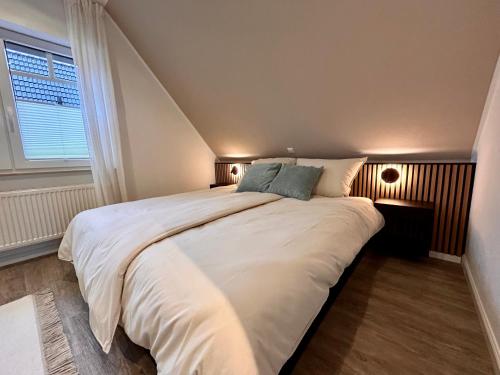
[0,31,89,170]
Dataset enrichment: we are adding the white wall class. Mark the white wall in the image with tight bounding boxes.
[105,16,215,199]
[467,56,500,361]
[0,0,215,197]
[0,0,68,45]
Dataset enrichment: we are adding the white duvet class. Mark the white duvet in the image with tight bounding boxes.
[59,186,383,374]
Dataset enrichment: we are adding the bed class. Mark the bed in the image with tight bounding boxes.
[59,185,383,374]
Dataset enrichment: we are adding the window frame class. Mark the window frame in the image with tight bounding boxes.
[0,28,90,170]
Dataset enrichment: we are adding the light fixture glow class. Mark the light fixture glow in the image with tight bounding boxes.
[381,167,400,184]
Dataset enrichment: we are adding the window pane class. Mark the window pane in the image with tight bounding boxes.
[11,74,81,107]
[16,101,89,159]
[53,61,77,81]
[4,41,89,161]
[53,54,78,82]
[5,42,49,76]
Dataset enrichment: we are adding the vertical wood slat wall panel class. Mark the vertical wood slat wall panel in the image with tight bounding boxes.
[215,163,251,185]
[350,162,475,256]
[214,162,475,256]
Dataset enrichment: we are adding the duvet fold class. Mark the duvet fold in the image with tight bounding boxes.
[58,187,281,352]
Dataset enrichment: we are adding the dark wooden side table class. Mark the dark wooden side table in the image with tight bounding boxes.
[374,198,434,257]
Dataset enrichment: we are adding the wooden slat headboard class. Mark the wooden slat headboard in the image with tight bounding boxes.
[215,163,252,185]
[214,161,476,256]
[351,162,475,257]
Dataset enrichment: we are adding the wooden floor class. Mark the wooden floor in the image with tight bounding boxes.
[0,250,493,375]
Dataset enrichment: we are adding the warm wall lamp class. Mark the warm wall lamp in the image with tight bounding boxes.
[381,167,400,184]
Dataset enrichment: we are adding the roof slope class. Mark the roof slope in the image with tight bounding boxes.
[107,0,500,160]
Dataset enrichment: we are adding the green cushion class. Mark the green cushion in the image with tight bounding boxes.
[236,163,282,193]
[266,164,323,200]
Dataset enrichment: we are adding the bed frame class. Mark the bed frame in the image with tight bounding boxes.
[279,244,368,374]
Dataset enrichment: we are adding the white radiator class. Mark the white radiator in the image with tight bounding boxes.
[0,184,97,251]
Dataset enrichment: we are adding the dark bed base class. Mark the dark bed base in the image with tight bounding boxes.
[278,245,368,374]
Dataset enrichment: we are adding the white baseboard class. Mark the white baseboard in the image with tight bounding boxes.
[0,240,60,268]
[429,251,461,263]
[462,254,500,374]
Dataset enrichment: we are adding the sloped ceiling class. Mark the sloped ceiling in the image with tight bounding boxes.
[106,0,500,160]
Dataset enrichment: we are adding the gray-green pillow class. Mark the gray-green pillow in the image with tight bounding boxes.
[236,163,282,193]
[266,164,323,200]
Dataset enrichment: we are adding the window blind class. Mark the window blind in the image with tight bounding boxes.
[16,101,88,159]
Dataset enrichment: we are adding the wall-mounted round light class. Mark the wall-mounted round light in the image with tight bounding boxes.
[230,165,239,175]
[381,167,400,184]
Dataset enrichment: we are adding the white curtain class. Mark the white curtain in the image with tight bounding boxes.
[65,0,127,206]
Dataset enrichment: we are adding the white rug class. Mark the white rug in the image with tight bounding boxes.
[0,289,78,375]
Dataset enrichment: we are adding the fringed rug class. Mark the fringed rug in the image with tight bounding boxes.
[0,289,78,375]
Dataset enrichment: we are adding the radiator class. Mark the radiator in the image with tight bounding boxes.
[0,184,97,251]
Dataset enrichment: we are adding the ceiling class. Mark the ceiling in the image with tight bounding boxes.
[107,0,500,160]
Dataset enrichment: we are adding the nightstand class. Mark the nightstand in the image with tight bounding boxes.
[374,198,434,257]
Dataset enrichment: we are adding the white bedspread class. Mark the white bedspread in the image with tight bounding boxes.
[119,192,384,374]
[58,187,281,352]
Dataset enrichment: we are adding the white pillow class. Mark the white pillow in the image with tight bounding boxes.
[251,157,297,165]
[296,157,367,197]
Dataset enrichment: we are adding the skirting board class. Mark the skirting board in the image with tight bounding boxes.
[429,250,461,263]
[0,239,60,268]
[462,254,500,374]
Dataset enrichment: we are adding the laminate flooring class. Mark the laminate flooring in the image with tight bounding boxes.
[0,250,493,374]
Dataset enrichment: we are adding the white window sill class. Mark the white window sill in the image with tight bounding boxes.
[0,166,91,176]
